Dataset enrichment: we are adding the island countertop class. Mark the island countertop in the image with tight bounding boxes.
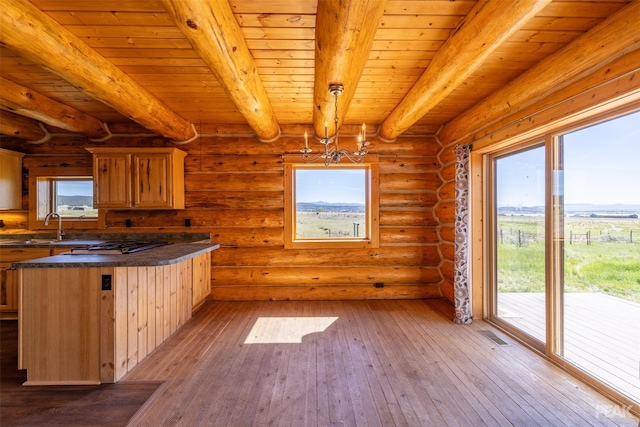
[11,242,219,268]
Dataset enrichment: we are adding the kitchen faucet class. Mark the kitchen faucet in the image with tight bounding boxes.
[44,212,65,241]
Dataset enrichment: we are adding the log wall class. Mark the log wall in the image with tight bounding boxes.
[0,134,446,301]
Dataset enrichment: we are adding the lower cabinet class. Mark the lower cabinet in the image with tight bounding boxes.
[1,249,52,318]
[19,252,211,385]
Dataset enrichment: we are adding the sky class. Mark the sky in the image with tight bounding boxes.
[58,180,93,197]
[497,110,640,207]
[295,168,365,204]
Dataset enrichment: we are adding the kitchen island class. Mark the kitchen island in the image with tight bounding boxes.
[12,242,219,385]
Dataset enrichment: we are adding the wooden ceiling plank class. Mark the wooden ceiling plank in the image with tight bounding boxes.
[439,1,640,145]
[0,109,50,142]
[313,0,388,138]
[0,0,196,142]
[0,77,109,139]
[378,0,553,141]
[162,0,280,141]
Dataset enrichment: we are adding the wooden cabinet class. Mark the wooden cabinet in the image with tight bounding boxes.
[0,248,51,317]
[18,252,211,384]
[87,147,186,209]
[0,148,25,210]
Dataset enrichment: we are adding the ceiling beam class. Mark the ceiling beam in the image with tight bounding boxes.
[377,0,552,141]
[0,0,195,143]
[314,0,387,139]
[0,110,50,143]
[0,78,110,140]
[438,1,640,145]
[162,0,280,142]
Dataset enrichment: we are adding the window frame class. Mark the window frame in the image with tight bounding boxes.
[284,156,379,249]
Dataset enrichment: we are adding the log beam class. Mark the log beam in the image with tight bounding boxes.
[0,78,109,140]
[161,0,280,142]
[378,0,552,141]
[438,1,640,145]
[0,110,50,143]
[0,0,195,142]
[313,0,387,139]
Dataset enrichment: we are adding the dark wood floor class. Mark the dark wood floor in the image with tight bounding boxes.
[122,299,639,426]
[0,320,163,427]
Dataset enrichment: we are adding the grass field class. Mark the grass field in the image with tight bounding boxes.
[296,211,365,238]
[497,216,640,303]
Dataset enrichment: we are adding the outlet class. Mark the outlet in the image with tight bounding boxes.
[374,282,384,288]
[101,274,112,291]
[125,219,132,228]
[185,218,191,227]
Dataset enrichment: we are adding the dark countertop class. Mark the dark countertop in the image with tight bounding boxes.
[12,243,220,268]
[0,232,212,248]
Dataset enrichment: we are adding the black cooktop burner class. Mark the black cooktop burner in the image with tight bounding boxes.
[71,241,170,254]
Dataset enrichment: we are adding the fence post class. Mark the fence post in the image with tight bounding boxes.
[570,230,573,245]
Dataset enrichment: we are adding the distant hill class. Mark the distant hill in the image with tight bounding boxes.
[297,201,365,212]
[58,195,93,207]
[498,203,640,215]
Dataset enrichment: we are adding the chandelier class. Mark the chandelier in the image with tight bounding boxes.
[300,83,370,166]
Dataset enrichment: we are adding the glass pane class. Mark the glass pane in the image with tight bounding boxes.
[295,168,366,239]
[494,146,546,343]
[55,179,97,218]
[560,111,640,403]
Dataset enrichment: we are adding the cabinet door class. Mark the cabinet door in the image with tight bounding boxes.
[93,153,131,208]
[0,263,19,312]
[132,153,173,208]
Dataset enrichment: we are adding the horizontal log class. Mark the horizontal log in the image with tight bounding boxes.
[440,261,455,282]
[211,266,442,286]
[379,192,438,208]
[434,201,455,224]
[185,191,283,210]
[439,226,455,243]
[379,209,437,227]
[184,155,284,173]
[379,172,441,192]
[440,280,455,304]
[440,242,455,261]
[440,164,457,182]
[379,156,439,173]
[209,284,442,301]
[211,246,441,267]
[185,173,283,192]
[0,211,28,229]
[380,227,439,245]
[22,154,92,169]
[209,227,283,247]
[438,181,456,201]
[105,209,283,228]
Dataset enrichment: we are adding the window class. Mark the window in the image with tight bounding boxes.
[284,159,379,249]
[29,167,98,229]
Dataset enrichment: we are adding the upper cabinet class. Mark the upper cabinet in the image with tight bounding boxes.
[87,147,186,209]
[0,148,25,210]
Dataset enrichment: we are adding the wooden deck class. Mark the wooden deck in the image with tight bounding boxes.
[497,292,640,407]
[123,299,639,426]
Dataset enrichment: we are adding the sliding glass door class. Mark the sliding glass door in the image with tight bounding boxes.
[492,145,547,345]
[489,110,640,405]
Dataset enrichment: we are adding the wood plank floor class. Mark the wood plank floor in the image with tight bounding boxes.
[123,299,639,426]
[498,292,640,403]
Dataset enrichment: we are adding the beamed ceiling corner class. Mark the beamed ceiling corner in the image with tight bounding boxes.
[1,0,639,146]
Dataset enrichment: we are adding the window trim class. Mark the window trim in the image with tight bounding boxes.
[284,156,379,249]
[28,167,98,231]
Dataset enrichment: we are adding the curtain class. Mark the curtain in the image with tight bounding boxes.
[453,144,472,324]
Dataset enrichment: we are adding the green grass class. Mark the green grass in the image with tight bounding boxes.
[497,216,640,303]
[296,211,365,238]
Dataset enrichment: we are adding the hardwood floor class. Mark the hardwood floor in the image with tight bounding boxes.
[124,299,639,426]
[0,320,163,427]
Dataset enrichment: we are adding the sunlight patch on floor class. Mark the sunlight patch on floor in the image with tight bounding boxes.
[244,317,338,344]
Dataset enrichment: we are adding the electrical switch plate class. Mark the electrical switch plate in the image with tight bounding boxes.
[102,274,112,291]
